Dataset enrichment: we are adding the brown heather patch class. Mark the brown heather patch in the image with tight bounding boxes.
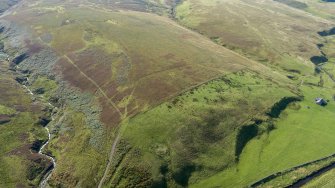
[55,46,225,127]
[133,74,181,105]
[19,133,29,142]
[6,136,52,175]
[112,87,133,104]
[100,100,121,126]
[54,57,97,92]
[210,31,261,50]
[127,53,152,81]
[0,114,13,119]
[55,55,125,127]
[102,81,118,99]
[16,183,25,188]
[25,39,43,54]
[125,101,140,118]
[68,51,113,88]
[13,105,26,112]
[128,52,187,83]
[182,64,221,82]
[51,171,79,188]
[56,135,71,146]
[28,153,50,163]
[30,102,44,113]
[7,144,32,156]
[57,47,227,129]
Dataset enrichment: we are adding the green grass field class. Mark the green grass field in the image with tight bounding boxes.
[192,71,335,187]
[107,70,296,187]
[171,1,335,186]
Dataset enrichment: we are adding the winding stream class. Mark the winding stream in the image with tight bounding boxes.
[22,82,56,188]
[39,127,56,188]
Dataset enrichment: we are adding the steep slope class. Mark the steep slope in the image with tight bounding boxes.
[175,0,331,68]
[173,0,335,187]
[0,58,52,187]
[275,0,335,21]
[0,0,297,187]
[2,0,335,187]
[88,0,173,15]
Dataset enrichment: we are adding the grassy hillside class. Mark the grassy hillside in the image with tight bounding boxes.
[0,60,51,187]
[194,82,335,187]
[175,0,330,66]
[274,0,335,21]
[0,1,294,186]
[1,0,335,187]
[112,70,296,187]
[173,0,335,187]
[88,0,173,15]
[294,0,335,21]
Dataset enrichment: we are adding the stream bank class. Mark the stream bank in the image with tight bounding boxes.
[13,61,57,187]
[39,127,56,188]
